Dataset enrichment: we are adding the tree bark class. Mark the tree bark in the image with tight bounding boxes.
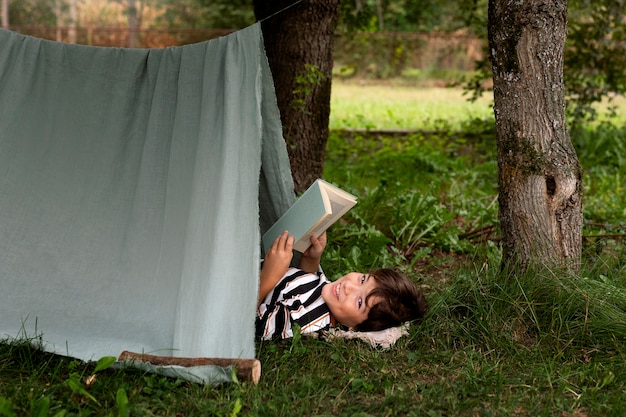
[254,0,340,193]
[488,0,583,270]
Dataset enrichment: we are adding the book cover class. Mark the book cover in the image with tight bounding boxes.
[262,179,357,253]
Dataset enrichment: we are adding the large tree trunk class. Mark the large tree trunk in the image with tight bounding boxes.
[488,0,583,270]
[254,0,340,193]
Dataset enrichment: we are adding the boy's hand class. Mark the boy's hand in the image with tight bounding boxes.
[258,231,293,306]
[302,232,327,260]
[299,232,327,273]
[264,230,294,274]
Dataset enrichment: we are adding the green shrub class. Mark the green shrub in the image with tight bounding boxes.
[324,127,499,272]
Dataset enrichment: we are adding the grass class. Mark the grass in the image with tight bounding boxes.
[330,82,494,130]
[2,81,626,416]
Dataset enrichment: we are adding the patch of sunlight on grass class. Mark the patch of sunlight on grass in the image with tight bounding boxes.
[330,81,494,130]
[593,94,626,125]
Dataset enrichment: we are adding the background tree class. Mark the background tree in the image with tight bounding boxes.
[254,0,341,192]
[127,0,139,47]
[7,0,55,27]
[1,0,8,29]
[565,0,626,124]
[156,0,254,30]
[338,0,477,32]
[488,0,583,270]
[68,0,76,43]
[466,0,626,124]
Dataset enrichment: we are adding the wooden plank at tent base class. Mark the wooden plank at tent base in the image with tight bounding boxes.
[118,351,261,384]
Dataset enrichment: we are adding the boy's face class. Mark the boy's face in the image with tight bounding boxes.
[321,272,380,329]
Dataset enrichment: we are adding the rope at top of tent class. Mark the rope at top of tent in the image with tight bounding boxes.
[257,0,305,23]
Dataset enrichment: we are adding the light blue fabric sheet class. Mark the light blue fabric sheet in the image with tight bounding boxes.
[0,23,295,382]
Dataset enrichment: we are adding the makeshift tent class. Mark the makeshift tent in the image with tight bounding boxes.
[0,23,295,383]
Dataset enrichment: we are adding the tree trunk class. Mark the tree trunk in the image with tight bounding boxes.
[68,0,77,44]
[488,0,583,270]
[1,0,8,29]
[55,0,62,41]
[254,0,340,193]
[128,0,139,48]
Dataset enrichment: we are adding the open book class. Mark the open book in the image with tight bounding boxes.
[262,179,357,253]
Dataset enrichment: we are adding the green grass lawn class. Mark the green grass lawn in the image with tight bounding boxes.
[330,82,494,130]
[2,81,626,416]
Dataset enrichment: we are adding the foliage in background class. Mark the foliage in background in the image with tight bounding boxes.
[337,0,487,33]
[576,122,626,224]
[6,0,56,26]
[565,0,626,124]
[155,0,254,30]
[333,32,481,80]
[8,0,484,34]
[322,119,498,280]
[461,0,626,125]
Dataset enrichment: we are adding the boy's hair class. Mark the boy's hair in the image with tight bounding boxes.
[355,268,428,332]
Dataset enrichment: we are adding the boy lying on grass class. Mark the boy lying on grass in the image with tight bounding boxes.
[257,231,428,340]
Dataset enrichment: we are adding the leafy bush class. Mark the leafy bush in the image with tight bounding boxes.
[574,122,626,170]
[324,125,499,276]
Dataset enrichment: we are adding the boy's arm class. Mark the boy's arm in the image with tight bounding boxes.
[258,231,294,307]
[298,232,327,274]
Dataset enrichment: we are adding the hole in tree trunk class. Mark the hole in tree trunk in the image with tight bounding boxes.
[546,175,556,197]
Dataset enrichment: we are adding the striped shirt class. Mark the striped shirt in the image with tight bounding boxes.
[256,267,332,340]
